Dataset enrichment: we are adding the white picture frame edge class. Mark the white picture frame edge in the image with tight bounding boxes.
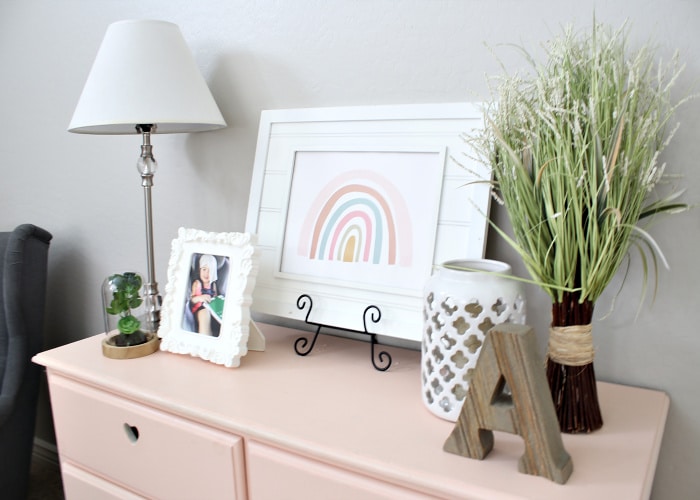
[158,227,260,368]
[245,102,492,342]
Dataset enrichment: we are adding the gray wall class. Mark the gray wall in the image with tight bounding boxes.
[2,1,698,497]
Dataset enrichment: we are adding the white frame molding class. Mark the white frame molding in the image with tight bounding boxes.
[245,103,491,342]
[158,228,260,367]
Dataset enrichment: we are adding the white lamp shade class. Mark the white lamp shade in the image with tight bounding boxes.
[68,19,226,134]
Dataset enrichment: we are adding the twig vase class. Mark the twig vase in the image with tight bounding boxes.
[547,292,603,433]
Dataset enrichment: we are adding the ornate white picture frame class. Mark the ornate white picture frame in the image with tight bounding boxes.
[158,228,261,367]
[245,103,491,342]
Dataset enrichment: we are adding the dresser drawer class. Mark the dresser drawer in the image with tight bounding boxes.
[247,441,429,499]
[61,461,145,500]
[48,374,247,500]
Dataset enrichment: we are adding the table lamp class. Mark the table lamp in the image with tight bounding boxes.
[68,19,226,332]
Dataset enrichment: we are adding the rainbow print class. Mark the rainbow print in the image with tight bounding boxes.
[298,169,412,267]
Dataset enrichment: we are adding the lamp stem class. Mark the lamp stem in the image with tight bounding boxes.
[137,125,161,332]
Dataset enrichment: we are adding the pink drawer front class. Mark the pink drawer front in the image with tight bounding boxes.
[247,441,429,499]
[61,462,144,500]
[48,374,246,500]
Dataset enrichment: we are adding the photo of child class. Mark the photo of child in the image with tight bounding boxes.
[182,253,229,336]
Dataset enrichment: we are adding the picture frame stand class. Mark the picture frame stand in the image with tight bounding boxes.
[294,294,393,371]
[248,320,266,351]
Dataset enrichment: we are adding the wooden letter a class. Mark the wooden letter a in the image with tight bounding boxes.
[443,324,573,484]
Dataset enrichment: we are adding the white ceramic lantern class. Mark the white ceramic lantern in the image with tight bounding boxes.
[421,259,526,421]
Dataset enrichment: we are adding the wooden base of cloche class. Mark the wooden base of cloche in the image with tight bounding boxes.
[102,332,160,359]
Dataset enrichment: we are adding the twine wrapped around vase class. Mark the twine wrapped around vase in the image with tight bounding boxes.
[547,324,595,367]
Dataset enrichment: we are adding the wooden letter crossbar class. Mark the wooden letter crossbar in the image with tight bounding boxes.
[443,323,573,484]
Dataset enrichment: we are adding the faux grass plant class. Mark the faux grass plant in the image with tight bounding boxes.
[470,21,689,432]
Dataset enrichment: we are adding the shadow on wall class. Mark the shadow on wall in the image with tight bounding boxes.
[183,50,315,230]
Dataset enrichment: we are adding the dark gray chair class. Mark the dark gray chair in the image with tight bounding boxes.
[0,224,52,500]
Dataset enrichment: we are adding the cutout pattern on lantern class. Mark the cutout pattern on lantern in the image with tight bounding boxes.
[421,260,526,421]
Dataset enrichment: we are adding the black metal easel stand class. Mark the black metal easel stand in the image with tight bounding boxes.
[293,294,393,371]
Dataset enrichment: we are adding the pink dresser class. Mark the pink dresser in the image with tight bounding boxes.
[33,323,668,499]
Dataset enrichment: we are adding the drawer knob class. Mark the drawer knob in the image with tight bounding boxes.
[123,423,140,443]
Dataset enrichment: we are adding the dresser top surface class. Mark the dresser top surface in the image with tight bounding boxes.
[34,322,668,499]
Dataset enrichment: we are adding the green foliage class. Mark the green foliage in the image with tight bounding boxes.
[105,272,143,335]
[117,315,141,335]
[470,21,690,305]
